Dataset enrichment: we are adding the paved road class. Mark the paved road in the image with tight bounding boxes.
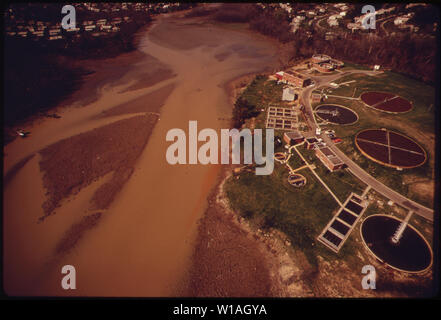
[300,69,435,221]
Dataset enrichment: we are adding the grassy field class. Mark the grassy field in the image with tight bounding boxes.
[326,71,435,131]
[224,158,358,268]
[312,70,435,208]
[224,69,435,272]
[225,140,369,269]
[240,76,287,129]
[300,147,368,203]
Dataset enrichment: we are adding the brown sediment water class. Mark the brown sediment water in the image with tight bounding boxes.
[3,12,278,296]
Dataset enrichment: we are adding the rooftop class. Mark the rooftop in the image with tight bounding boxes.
[285,70,309,80]
[285,131,304,140]
[317,147,344,165]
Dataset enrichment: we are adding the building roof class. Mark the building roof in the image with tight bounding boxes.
[282,87,296,101]
[317,147,344,165]
[285,70,309,80]
[284,131,304,140]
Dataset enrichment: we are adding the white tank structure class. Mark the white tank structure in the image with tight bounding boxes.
[311,54,331,63]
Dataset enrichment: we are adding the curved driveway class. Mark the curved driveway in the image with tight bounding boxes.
[300,69,435,221]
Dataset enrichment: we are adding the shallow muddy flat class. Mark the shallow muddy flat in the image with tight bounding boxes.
[3,11,279,296]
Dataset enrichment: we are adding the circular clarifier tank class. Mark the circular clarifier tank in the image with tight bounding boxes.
[360,214,433,273]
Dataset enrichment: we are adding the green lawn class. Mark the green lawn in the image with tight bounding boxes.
[326,71,435,132]
[224,68,435,273]
[318,95,434,208]
[225,142,371,268]
[312,69,435,208]
[225,160,349,268]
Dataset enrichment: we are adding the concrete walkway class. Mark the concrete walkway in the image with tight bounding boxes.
[290,144,343,207]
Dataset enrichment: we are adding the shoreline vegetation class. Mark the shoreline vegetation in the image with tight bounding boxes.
[187,3,437,84]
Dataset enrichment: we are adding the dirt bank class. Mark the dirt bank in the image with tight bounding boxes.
[183,167,315,297]
[97,83,175,119]
[61,49,176,108]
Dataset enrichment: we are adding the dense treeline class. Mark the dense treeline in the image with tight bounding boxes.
[210,4,438,84]
[4,28,146,129]
[290,32,437,83]
[4,25,152,130]
[232,75,266,128]
[232,97,259,129]
[4,38,87,127]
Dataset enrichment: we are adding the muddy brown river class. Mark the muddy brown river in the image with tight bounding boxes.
[3,12,278,296]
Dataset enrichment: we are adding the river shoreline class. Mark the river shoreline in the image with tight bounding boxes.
[188,55,435,299]
[3,10,285,296]
[182,71,317,297]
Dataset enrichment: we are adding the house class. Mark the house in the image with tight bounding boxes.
[49,28,61,35]
[394,16,409,26]
[328,16,339,27]
[284,131,304,145]
[49,35,62,40]
[315,146,345,171]
[85,25,96,31]
[325,32,335,41]
[347,22,360,32]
